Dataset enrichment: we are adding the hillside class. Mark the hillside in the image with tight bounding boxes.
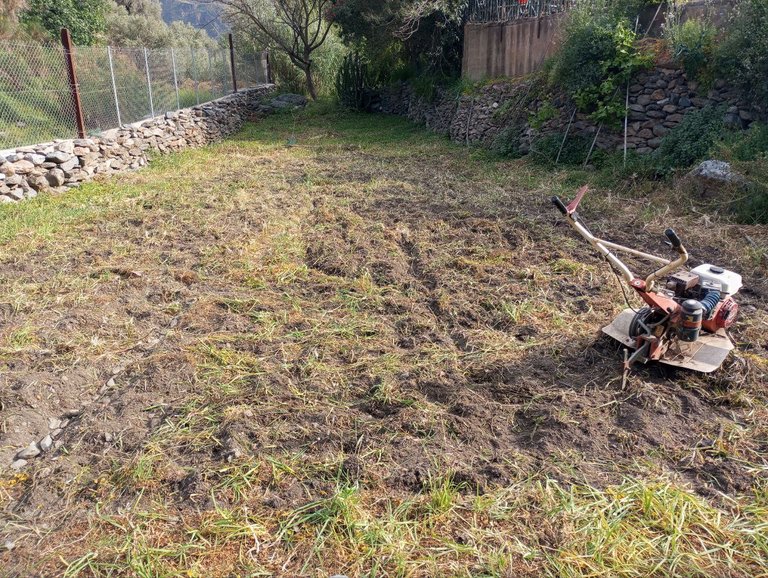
[160,0,226,37]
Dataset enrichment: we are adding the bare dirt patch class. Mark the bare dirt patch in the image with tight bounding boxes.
[1,111,767,576]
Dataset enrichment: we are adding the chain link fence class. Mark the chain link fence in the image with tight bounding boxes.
[0,41,270,149]
[468,0,576,22]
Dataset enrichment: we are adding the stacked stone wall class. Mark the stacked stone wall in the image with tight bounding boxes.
[0,86,274,204]
[377,66,761,154]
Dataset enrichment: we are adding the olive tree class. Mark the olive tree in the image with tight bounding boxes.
[216,0,333,99]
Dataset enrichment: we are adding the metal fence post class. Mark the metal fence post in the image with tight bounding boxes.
[107,46,122,127]
[171,47,180,110]
[207,50,214,98]
[265,50,273,84]
[220,50,227,96]
[60,28,86,138]
[144,47,155,118]
[228,34,238,93]
[191,47,200,105]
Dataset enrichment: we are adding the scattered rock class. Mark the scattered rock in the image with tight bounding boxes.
[684,160,747,198]
[24,153,46,165]
[40,435,53,452]
[28,174,49,191]
[46,168,66,187]
[11,160,35,174]
[57,141,75,154]
[16,442,41,460]
[58,157,79,172]
[46,151,72,164]
[10,459,27,471]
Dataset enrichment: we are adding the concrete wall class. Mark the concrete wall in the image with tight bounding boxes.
[462,16,562,81]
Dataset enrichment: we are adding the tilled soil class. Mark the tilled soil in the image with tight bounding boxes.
[1,113,767,576]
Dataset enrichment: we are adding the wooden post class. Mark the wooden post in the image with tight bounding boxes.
[61,28,86,139]
[265,50,273,84]
[228,33,238,93]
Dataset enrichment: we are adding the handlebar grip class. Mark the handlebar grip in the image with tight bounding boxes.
[665,228,682,249]
[552,196,568,216]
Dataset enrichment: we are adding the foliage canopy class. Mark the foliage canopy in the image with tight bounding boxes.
[21,0,109,45]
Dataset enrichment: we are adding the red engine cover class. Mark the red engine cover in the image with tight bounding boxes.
[702,297,739,332]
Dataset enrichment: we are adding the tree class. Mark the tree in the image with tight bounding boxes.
[106,0,217,49]
[21,0,109,45]
[331,0,467,80]
[216,0,334,99]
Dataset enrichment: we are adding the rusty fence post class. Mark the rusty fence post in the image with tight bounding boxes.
[60,28,86,139]
[228,34,238,93]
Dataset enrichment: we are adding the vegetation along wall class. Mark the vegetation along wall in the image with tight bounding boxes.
[378,63,761,156]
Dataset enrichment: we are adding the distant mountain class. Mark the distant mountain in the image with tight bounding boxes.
[160,0,228,38]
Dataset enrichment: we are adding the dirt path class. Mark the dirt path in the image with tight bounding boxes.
[1,109,767,577]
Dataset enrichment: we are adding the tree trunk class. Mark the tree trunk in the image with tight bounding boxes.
[304,65,318,101]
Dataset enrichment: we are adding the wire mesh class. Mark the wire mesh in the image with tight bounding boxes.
[0,43,78,149]
[236,50,270,88]
[0,41,269,149]
[468,0,576,22]
[75,45,120,135]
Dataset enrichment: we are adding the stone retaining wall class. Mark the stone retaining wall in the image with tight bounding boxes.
[0,85,274,204]
[377,65,761,155]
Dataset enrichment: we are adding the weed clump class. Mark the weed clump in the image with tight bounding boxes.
[650,106,726,175]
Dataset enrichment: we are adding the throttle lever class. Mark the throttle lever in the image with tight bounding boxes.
[664,228,682,250]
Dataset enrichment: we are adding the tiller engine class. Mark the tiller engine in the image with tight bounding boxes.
[552,186,741,373]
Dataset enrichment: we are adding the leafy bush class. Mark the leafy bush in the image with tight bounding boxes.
[650,106,726,174]
[733,182,768,224]
[715,0,768,106]
[720,123,768,162]
[717,123,768,224]
[491,124,525,158]
[332,0,467,81]
[529,101,557,129]
[335,52,371,110]
[663,13,715,83]
[548,2,653,125]
[20,0,108,45]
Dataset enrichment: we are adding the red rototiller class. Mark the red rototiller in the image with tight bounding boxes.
[552,186,741,373]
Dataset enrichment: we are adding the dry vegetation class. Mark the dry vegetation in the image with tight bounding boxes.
[0,105,767,577]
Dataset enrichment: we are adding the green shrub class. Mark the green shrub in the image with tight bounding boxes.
[650,106,726,174]
[663,13,715,83]
[335,52,372,111]
[491,124,525,159]
[717,123,768,224]
[529,101,557,129]
[716,0,768,106]
[549,9,617,98]
[720,122,768,162]
[733,183,768,224]
[548,2,653,125]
